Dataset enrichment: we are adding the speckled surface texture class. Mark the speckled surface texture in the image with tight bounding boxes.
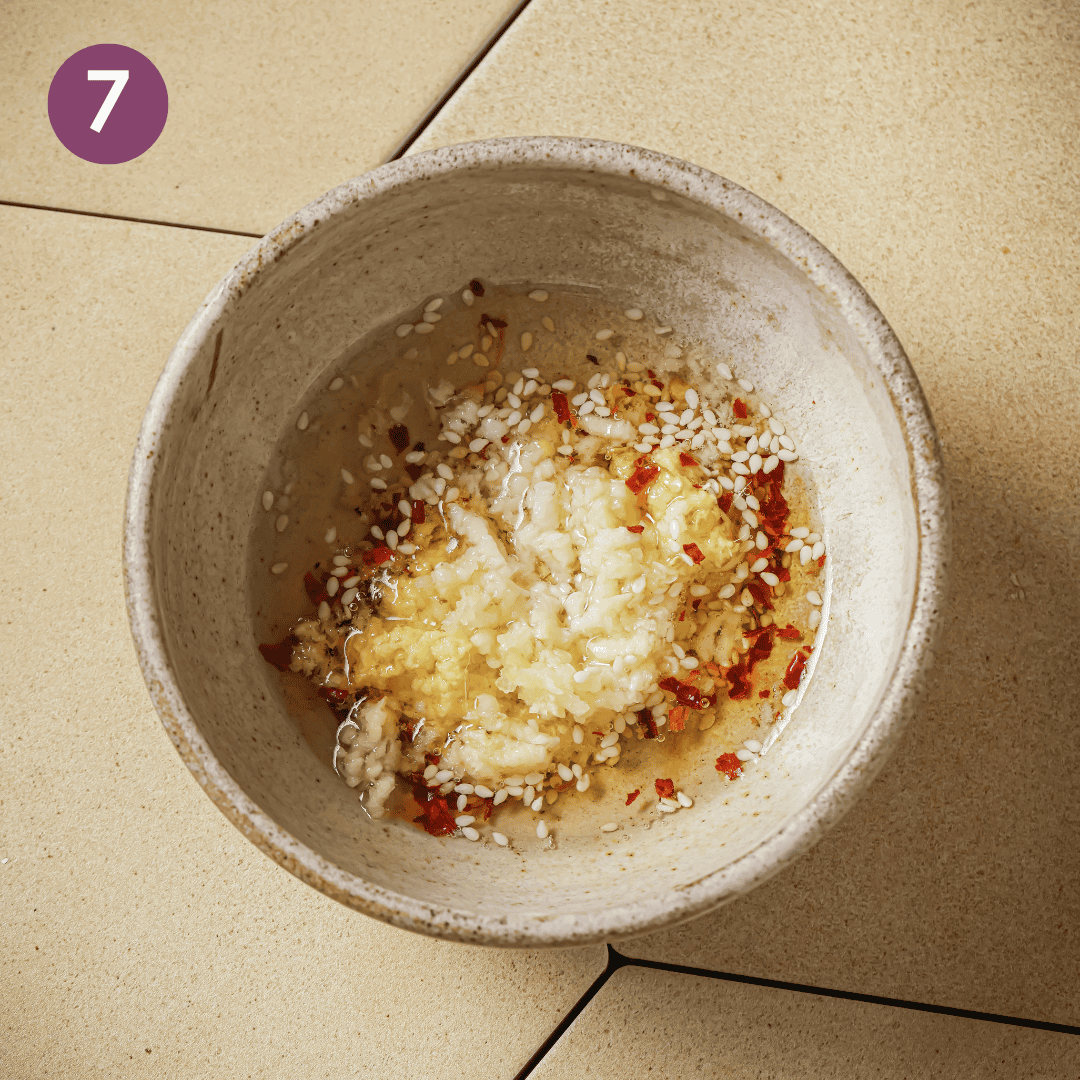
[1,0,520,234]
[530,967,1080,1079]
[4,0,1079,1074]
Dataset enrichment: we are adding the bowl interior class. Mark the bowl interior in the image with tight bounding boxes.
[133,143,931,944]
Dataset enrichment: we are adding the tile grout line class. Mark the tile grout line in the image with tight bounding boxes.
[0,199,263,238]
[3,0,534,239]
[384,0,535,162]
[613,950,1080,1036]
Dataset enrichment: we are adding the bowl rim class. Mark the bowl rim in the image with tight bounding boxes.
[123,135,950,947]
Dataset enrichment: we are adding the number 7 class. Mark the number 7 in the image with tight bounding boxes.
[87,69,130,132]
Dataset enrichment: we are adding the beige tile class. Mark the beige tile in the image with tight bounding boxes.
[409,0,1080,1022]
[531,967,1080,1079]
[2,0,520,235]
[0,206,605,1080]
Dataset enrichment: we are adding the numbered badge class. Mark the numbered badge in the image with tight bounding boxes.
[48,44,168,164]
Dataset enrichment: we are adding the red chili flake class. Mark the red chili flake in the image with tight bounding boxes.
[622,387,636,396]
[551,390,571,424]
[646,369,656,378]
[776,624,801,640]
[719,492,733,514]
[725,625,776,700]
[654,778,675,799]
[668,706,689,732]
[409,783,458,837]
[468,279,485,296]
[732,398,748,419]
[626,789,640,806]
[747,581,773,610]
[818,555,827,568]
[362,544,393,566]
[683,542,705,564]
[424,753,441,766]
[481,313,507,329]
[777,567,791,582]
[501,434,511,443]
[411,500,426,525]
[705,661,723,677]
[645,413,656,422]
[637,711,659,739]
[626,524,645,533]
[625,463,659,494]
[586,354,599,365]
[650,379,664,391]
[783,650,808,690]
[759,689,771,699]
[388,424,410,453]
[258,637,296,672]
[658,676,710,711]
[715,753,744,780]
[317,686,349,705]
[678,452,699,468]
[405,463,424,482]
[679,610,685,621]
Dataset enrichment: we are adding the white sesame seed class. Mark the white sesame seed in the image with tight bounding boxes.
[769,418,785,436]
[763,456,780,473]
[469,438,488,452]
[262,490,274,511]
[395,324,413,337]
[625,308,644,320]
[680,656,699,670]
[455,815,475,826]
[572,725,584,744]
[756,532,768,550]
[761,572,780,586]
[800,545,813,565]
[809,608,821,630]
[326,576,339,597]
[737,378,754,392]
[575,775,590,792]
[779,434,795,451]
[435,769,453,783]
[595,328,614,340]
[528,290,549,301]
[370,478,387,491]
[339,468,354,485]
[676,791,693,807]
[600,822,619,833]
[329,376,344,391]
[275,514,288,533]
[655,325,673,335]
[492,832,509,847]
[717,363,733,380]
[812,541,825,560]
[422,311,441,323]
[806,590,823,606]
[535,820,550,840]
[341,587,357,606]
[461,826,480,841]
[777,449,798,462]
[664,343,683,359]
[271,562,288,574]
[414,322,434,335]
[742,509,759,528]
[386,532,398,550]
[735,748,754,761]
[750,557,768,573]
[492,789,508,807]
[520,332,533,352]
[296,411,309,431]
[782,689,798,707]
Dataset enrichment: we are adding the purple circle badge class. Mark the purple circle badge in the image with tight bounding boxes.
[48,44,168,165]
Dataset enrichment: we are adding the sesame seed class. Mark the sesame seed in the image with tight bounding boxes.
[573,726,584,744]
[469,438,488,452]
[750,557,768,573]
[492,832,509,846]
[536,821,549,839]
[553,379,575,392]
[664,344,683,358]
[742,509,759,528]
[769,418,785,435]
[262,490,274,511]
[680,656,699,670]
[341,587,357,606]
[735,748,753,761]
[806,590,823,606]
[275,514,288,532]
[296,412,309,431]
[461,290,474,306]
[271,562,288,574]
[782,689,798,707]
[777,449,798,462]
[414,323,434,335]
[528,290,549,301]
[676,791,693,807]
[461,826,480,841]
[625,308,644,320]
[800,545,813,565]
[763,456,780,473]
[600,822,619,833]
[809,608,821,630]
[756,532,768,550]
[655,325,673,335]
[595,329,614,340]
[761,572,780,586]
[522,367,539,379]
[717,363,733,380]
[812,541,825,560]
[791,527,810,538]
[340,468,355,485]
[492,789,508,806]
[779,434,795,451]
[326,576,339,597]
[576,774,590,792]
[370,478,387,490]
[395,324,413,337]
[521,332,533,351]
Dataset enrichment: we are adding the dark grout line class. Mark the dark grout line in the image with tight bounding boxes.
[384,0,535,162]
[612,949,1080,1036]
[0,199,263,238]
[510,946,626,1080]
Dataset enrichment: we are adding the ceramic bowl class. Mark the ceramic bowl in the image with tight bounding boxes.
[124,137,949,947]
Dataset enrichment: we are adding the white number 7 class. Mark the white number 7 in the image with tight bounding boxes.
[87,70,130,133]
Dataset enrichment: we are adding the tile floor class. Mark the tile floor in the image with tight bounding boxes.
[3,2,1078,1076]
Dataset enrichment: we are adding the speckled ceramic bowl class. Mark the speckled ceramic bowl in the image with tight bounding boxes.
[124,137,949,947]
